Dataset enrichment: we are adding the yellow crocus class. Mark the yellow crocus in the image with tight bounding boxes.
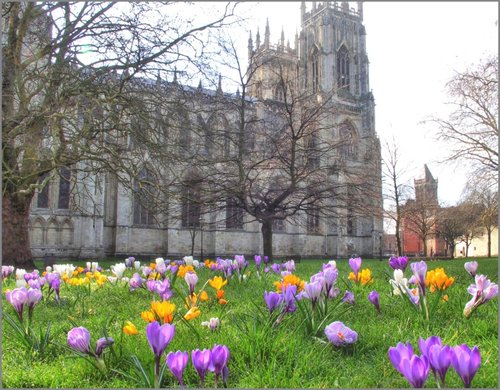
[199,290,209,302]
[348,268,373,286]
[151,301,176,324]
[123,321,139,335]
[425,268,454,292]
[185,293,198,309]
[274,274,305,293]
[96,275,107,286]
[208,276,228,291]
[177,265,195,278]
[141,310,156,323]
[184,306,201,320]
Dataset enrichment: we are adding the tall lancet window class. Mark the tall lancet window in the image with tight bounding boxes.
[337,45,350,89]
[311,47,320,93]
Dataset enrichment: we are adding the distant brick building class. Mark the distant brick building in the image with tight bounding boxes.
[400,165,447,257]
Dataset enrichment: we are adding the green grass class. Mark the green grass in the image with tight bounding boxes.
[2,257,498,388]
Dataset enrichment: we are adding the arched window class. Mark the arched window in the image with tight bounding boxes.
[338,122,357,160]
[273,81,286,101]
[181,179,201,228]
[337,45,350,89]
[133,168,157,226]
[37,172,50,208]
[307,207,320,233]
[306,134,320,169]
[58,167,71,209]
[226,197,243,230]
[311,46,320,93]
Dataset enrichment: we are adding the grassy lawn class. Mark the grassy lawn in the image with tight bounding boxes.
[2,257,498,388]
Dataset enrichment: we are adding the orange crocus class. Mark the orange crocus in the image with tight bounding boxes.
[425,268,454,292]
[218,298,228,305]
[177,265,195,278]
[199,291,209,301]
[141,310,156,323]
[274,274,305,293]
[216,289,225,299]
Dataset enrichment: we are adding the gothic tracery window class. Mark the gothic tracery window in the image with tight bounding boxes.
[311,47,320,93]
[338,122,357,160]
[337,45,350,89]
[226,197,243,230]
[37,172,50,208]
[181,180,201,228]
[133,168,157,226]
[58,167,71,209]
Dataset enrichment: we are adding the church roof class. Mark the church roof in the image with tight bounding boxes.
[415,164,435,182]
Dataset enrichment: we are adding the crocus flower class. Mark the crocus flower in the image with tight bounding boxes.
[400,354,430,388]
[418,336,442,358]
[389,256,409,271]
[264,291,283,313]
[192,348,212,386]
[26,288,42,310]
[303,280,323,306]
[254,255,262,269]
[210,344,230,384]
[324,321,358,347]
[271,263,281,274]
[125,256,135,268]
[134,261,141,270]
[111,263,126,279]
[348,257,362,276]
[282,284,299,313]
[463,274,498,317]
[123,321,139,335]
[155,278,173,301]
[208,276,227,291]
[464,261,478,278]
[184,272,198,296]
[410,261,427,296]
[388,342,415,375]
[156,261,167,276]
[428,344,453,386]
[129,273,144,291]
[2,265,15,278]
[167,350,189,386]
[146,321,176,358]
[283,259,295,273]
[143,266,152,277]
[67,327,91,355]
[341,290,355,304]
[451,344,481,388]
[95,336,114,357]
[183,256,194,266]
[184,306,201,320]
[6,287,28,321]
[368,290,381,314]
[390,269,409,295]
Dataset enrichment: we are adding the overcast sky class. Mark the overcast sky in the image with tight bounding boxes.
[234,1,498,206]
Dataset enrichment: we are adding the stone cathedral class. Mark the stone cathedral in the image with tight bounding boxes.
[28,1,383,261]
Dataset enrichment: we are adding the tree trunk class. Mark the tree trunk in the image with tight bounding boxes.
[395,218,402,256]
[422,239,428,258]
[486,227,491,257]
[449,243,455,259]
[2,193,35,269]
[261,219,273,261]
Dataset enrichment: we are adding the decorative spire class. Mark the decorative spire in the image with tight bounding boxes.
[357,1,363,20]
[173,66,178,83]
[248,30,253,59]
[312,1,317,11]
[197,79,202,91]
[341,1,349,12]
[301,1,306,23]
[264,18,270,48]
[156,69,161,85]
[217,74,222,95]
[280,26,285,49]
[256,28,261,49]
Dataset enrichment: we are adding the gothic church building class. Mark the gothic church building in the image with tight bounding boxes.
[28,2,383,260]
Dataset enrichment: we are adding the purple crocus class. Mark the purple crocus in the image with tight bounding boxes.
[400,354,430,388]
[464,261,478,278]
[67,327,92,355]
[418,336,442,358]
[323,267,338,295]
[388,342,415,375]
[254,255,262,269]
[389,256,409,271]
[428,344,453,386]
[410,261,427,296]
[46,273,61,302]
[304,280,323,307]
[146,321,176,358]
[192,348,212,386]
[348,257,362,276]
[2,265,15,279]
[95,336,114,357]
[463,274,498,318]
[324,321,358,347]
[6,287,28,322]
[129,273,144,291]
[26,288,43,315]
[166,350,189,386]
[156,261,167,276]
[270,263,281,274]
[341,290,355,304]
[368,290,381,314]
[184,271,198,296]
[451,344,481,388]
[209,344,230,385]
[282,284,298,313]
[155,278,173,301]
[264,291,283,313]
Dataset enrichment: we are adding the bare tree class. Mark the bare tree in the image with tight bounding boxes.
[401,199,437,257]
[190,36,381,260]
[427,56,498,187]
[2,2,237,268]
[455,201,483,257]
[381,137,412,256]
[435,206,465,258]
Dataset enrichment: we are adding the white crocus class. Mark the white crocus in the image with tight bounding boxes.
[193,260,200,268]
[155,257,165,265]
[15,268,26,280]
[134,261,141,270]
[183,256,194,266]
[390,269,408,295]
[91,262,98,273]
[328,260,337,269]
[201,317,220,331]
[111,263,126,279]
[86,261,91,271]
[16,279,27,288]
[66,264,76,278]
[46,266,52,273]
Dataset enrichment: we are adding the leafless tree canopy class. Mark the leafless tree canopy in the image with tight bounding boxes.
[427,56,498,188]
